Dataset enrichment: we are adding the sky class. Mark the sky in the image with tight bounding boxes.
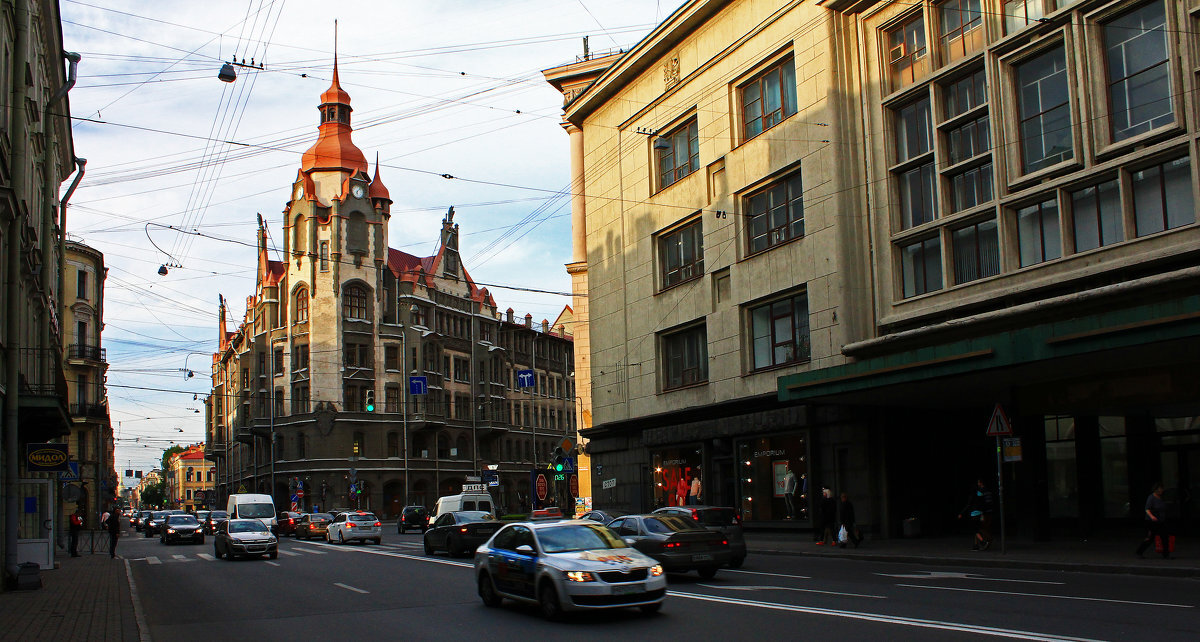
[58,0,676,480]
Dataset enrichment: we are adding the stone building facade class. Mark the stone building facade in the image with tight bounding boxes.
[206,62,578,518]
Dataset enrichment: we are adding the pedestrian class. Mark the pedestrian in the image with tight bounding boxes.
[689,474,702,506]
[817,488,837,545]
[838,492,862,548]
[676,474,689,507]
[1136,482,1171,559]
[68,507,83,557]
[958,479,995,551]
[103,504,122,559]
[782,467,797,519]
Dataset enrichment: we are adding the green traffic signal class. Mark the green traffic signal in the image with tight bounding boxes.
[555,462,563,472]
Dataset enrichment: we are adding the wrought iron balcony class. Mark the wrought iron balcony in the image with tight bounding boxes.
[69,402,108,419]
[67,344,106,363]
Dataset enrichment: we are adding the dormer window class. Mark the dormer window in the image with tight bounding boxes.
[443,251,459,277]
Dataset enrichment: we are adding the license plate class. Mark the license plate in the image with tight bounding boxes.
[612,583,643,595]
[691,554,713,562]
[477,529,494,535]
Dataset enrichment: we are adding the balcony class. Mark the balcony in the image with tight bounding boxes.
[18,347,70,440]
[67,343,107,363]
[69,402,108,420]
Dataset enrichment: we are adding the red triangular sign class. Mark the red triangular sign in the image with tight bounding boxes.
[987,403,1013,436]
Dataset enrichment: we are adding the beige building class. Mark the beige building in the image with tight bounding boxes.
[166,445,213,512]
[207,62,579,517]
[133,469,163,510]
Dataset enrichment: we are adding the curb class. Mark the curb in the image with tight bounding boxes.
[748,547,1200,578]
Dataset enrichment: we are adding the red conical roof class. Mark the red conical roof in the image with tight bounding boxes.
[369,153,391,201]
[301,58,368,174]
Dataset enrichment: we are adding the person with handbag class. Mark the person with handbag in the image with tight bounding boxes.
[958,479,994,551]
[838,492,862,548]
[1136,483,1172,559]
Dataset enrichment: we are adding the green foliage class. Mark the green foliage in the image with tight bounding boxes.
[140,481,167,508]
[161,445,185,470]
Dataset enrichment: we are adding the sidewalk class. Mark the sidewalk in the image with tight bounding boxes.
[743,530,1199,578]
[0,545,140,642]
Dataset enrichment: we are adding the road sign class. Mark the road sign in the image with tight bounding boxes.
[986,403,1013,436]
[558,436,575,453]
[59,462,81,481]
[569,474,579,498]
[483,471,499,487]
[517,369,535,388]
[408,376,428,395]
[559,457,576,474]
[1003,437,1023,462]
[602,478,617,490]
[463,483,486,492]
[535,473,548,501]
[290,494,299,503]
[194,491,206,503]
[296,490,305,499]
[465,475,481,482]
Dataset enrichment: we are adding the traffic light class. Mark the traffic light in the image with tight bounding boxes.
[552,447,565,472]
[364,389,375,412]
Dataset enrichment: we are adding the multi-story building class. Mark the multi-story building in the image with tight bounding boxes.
[552,0,1200,538]
[166,445,213,512]
[206,62,578,518]
[61,240,112,528]
[1,0,84,578]
[133,469,163,510]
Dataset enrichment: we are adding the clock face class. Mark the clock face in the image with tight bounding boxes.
[294,184,304,200]
[352,184,365,198]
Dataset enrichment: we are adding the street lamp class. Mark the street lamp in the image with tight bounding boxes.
[401,302,418,505]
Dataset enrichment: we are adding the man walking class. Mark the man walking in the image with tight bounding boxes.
[68,507,83,557]
[103,505,122,558]
[1136,483,1171,559]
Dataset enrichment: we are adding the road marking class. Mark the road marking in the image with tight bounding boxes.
[265,561,280,567]
[197,554,214,561]
[172,555,189,561]
[727,569,811,580]
[278,550,300,557]
[292,547,327,555]
[896,584,1194,609]
[146,556,161,565]
[669,591,1102,641]
[878,571,1063,585]
[123,559,151,642]
[334,582,369,594]
[698,584,886,599]
[306,540,472,568]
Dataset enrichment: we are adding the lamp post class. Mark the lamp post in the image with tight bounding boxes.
[400,303,418,505]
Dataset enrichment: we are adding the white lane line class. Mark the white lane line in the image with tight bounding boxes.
[146,556,161,565]
[305,540,472,568]
[278,550,300,557]
[172,555,188,560]
[334,582,369,594]
[896,584,1194,609]
[123,559,152,642]
[878,571,1064,585]
[265,561,281,567]
[698,584,886,599]
[196,553,215,561]
[669,591,1102,641]
[727,569,811,580]
[292,547,327,555]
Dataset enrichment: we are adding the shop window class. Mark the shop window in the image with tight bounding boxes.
[900,236,942,298]
[652,449,703,509]
[1132,156,1194,237]
[951,219,999,284]
[657,119,699,190]
[659,218,704,289]
[660,323,708,390]
[1098,417,1129,519]
[748,291,810,370]
[741,57,797,140]
[939,0,983,64]
[1016,198,1062,267]
[736,435,810,522]
[1016,46,1072,174]
[745,170,805,254]
[1044,415,1078,518]
[1070,180,1122,252]
[1104,0,1171,143]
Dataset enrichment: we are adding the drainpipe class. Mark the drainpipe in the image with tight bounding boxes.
[43,51,81,336]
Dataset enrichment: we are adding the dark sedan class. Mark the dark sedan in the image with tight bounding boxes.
[607,514,731,579]
[652,506,746,568]
[143,511,170,537]
[161,515,204,544]
[296,513,333,540]
[398,506,429,533]
[134,510,153,532]
[579,509,627,525]
[203,510,229,535]
[423,511,504,557]
[277,511,303,537]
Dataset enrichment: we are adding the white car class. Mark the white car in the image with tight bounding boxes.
[327,511,382,545]
[474,520,666,620]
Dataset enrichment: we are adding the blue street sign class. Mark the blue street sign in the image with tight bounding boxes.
[59,462,81,481]
[409,376,428,395]
[517,369,535,388]
[290,494,299,503]
[560,457,576,473]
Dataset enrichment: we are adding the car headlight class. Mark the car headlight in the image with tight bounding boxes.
[649,565,664,577]
[565,571,596,582]
[166,529,176,534]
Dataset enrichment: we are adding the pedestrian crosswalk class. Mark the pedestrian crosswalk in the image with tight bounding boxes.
[129,541,425,565]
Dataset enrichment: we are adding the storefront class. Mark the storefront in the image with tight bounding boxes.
[735,432,811,524]
[651,446,702,508]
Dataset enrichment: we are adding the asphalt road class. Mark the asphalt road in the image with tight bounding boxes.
[121,527,1200,641]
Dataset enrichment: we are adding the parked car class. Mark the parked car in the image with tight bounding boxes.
[203,510,229,535]
[607,514,731,579]
[161,515,204,545]
[580,509,627,525]
[296,513,333,540]
[277,511,303,537]
[134,511,153,532]
[474,519,666,620]
[423,511,504,557]
[327,512,382,545]
[398,506,429,534]
[214,519,278,560]
[652,506,746,568]
[143,511,170,537]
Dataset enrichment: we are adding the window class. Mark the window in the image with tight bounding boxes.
[385,345,399,371]
[292,385,309,413]
[348,212,367,253]
[661,324,708,390]
[888,14,928,89]
[1016,46,1072,173]
[750,292,810,370]
[746,170,804,254]
[1004,0,1045,35]
[1044,415,1076,518]
[343,284,368,320]
[386,386,400,413]
[1105,1,1171,142]
[293,214,307,256]
[293,344,309,371]
[76,270,88,299]
[344,343,373,369]
[453,357,470,383]
[352,432,364,457]
[894,98,936,229]
[901,237,942,297]
[659,219,704,288]
[273,349,283,376]
[1133,156,1195,236]
[186,468,193,482]
[950,163,993,212]
[295,288,308,323]
[952,219,999,284]
[320,241,329,271]
[1071,180,1122,252]
[741,57,796,140]
[1017,198,1062,266]
[939,0,983,63]
[895,98,932,163]
[899,164,937,228]
[388,432,400,458]
[657,119,699,189]
[944,69,986,118]
[946,115,989,164]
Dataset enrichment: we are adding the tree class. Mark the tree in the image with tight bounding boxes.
[161,445,185,471]
[140,481,167,509]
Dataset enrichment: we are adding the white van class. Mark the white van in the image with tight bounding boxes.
[433,492,494,518]
[226,494,278,532]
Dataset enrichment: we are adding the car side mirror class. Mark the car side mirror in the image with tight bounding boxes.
[515,544,535,555]
[622,537,637,545]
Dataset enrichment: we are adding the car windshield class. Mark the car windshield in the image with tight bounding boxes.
[151,512,168,519]
[538,524,626,553]
[645,516,703,533]
[210,511,228,519]
[310,513,332,521]
[229,521,269,534]
[168,516,198,525]
[139,512,152,518]
[237,503,275,518]
[348,514,378,522]
[455,512,493,523]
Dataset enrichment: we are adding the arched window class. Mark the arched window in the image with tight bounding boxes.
[343,284,368,320]
[387,432,400,458]
[456,435,469,460]
[347,211,368,253]
[295,287,309,323]
[293,214,307,256]
[186,468,193,482]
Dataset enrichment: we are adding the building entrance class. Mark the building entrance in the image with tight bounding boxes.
[1161,446,1200,535]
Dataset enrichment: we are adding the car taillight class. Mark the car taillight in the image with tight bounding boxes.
[374,522,381,527]
[288,518,294,525]
[721,538,728,546]
[691,508,700,522]
[346,522,355,528]
[662,541,680,549]
[459,527,468,533]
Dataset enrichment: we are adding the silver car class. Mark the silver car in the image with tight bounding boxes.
[326,512,382,545]
[214,519,278,560]
[474,520,667,620]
